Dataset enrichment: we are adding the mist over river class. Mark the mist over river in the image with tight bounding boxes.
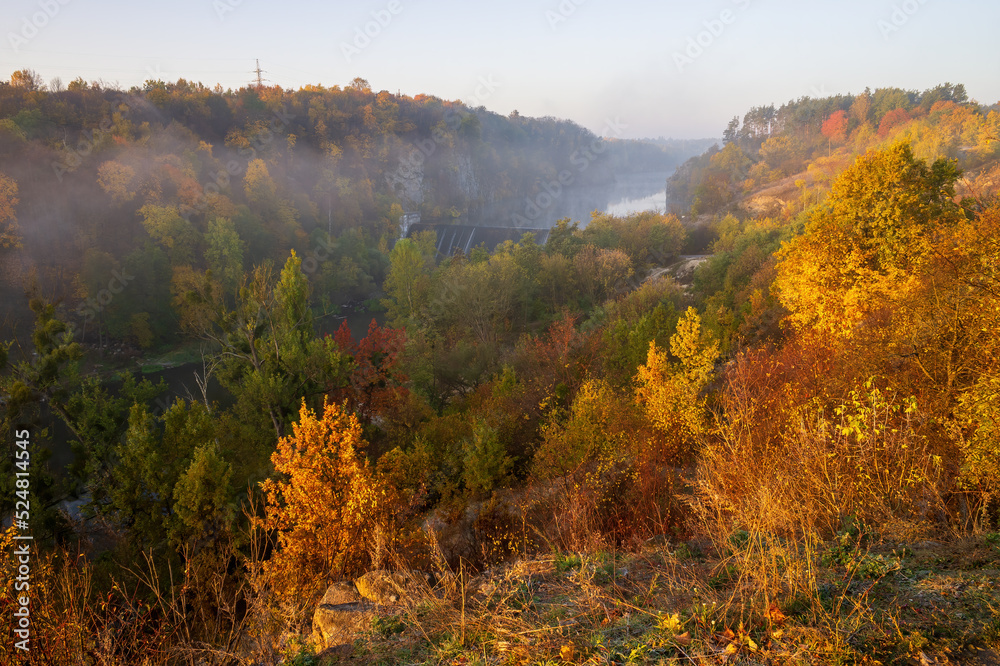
[408,171,672,253]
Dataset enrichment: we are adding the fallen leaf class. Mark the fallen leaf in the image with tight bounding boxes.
[766,603,788,625]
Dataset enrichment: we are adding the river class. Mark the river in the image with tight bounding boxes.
[407,171,672,253]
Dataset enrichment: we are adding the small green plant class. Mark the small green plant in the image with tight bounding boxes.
[555,552,582,572]
[690,591,721,634]
[672,542,699,560]
[708,563,738,589]
[728,529,750,550]
[656,611,685,635]
[822,517,864,567]
[854,553,901,579]
[897,629,930,657]
[280,641,317,666]
[371,614,407,637]
[510,580,538,611]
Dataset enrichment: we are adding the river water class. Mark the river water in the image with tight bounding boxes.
[408,171,671,253]
[604,172,670,216]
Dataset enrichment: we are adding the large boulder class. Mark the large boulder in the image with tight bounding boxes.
[312,582,374,649]
[422,503,481,567]
[354,569,432,605]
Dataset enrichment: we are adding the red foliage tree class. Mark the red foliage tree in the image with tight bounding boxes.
[821,110,849,144]
[331,318,409,425]
[878,108,912,138]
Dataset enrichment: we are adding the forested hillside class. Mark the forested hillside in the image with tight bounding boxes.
[0,71,703,348]
[669,83,1000,217]
[2,78,1000,665]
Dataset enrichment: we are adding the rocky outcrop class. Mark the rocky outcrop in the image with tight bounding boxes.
[354,569,433,605]
[385,149,485,212]
[312,571,436,649]
[453,154,479,201]
[741,194,785,218]
[386,158,425,208]
[422,503,482,567]
[421,491,532,568]
[312,582,375,650]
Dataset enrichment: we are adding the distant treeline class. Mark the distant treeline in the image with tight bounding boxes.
[669,83,1000,214]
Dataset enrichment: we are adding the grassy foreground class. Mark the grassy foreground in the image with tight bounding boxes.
[306,530,1000,665]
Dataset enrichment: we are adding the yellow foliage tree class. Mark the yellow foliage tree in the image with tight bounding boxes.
[0,172,21,249]
[774,142,962,336]
[533,378,636,482]
[97,160,137,205]
[635,307,718,462]
[260,398,386,598]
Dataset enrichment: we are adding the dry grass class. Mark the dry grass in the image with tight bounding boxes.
[333,527,1000,666]
[5,517,999,665]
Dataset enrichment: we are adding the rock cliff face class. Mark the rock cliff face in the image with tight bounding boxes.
[385,150,482,212]
[454,154,480,202]
[385,157,425,207]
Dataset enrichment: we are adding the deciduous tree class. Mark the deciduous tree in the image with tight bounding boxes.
[774,142,962,335]
[260,399,385,596]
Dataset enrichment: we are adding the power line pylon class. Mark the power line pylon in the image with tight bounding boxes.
[252,59,268,89]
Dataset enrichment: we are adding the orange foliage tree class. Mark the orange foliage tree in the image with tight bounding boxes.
[878,108,911,137]
[332,318,410,427]
[260,398,387,599]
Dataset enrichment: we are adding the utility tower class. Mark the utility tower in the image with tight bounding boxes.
[252,59,268,89]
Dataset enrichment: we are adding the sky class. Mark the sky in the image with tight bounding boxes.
[2,0,999,139]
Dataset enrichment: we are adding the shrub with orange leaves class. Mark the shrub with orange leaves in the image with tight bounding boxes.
[260,398,389,600]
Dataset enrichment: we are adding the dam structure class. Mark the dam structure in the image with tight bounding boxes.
[402,213,550,256]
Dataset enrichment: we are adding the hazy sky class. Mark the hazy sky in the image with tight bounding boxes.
[3,0,998,139]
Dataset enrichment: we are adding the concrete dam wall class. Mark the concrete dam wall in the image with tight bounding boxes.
[407,222,550,256]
